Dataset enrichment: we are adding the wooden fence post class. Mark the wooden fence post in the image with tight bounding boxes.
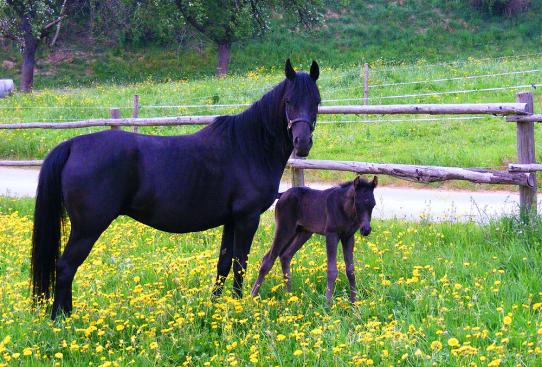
[516,91,537,217]
[132,95,139,133]
[291,153,305,187]
[110,108,121,130]
[363,63,369,105]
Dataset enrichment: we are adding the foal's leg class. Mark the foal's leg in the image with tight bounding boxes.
[341,235,357,303]
[325,233,340,304]
[232,215,260,298]
[212,222,234,297]
[250,221,297,297]
[279,231,312,292]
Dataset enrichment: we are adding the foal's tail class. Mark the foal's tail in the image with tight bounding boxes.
[31,141,71,304]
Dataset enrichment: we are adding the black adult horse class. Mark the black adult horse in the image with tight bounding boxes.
[31,59,321,319]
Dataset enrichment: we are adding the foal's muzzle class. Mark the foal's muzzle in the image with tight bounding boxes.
[360,225,371,237]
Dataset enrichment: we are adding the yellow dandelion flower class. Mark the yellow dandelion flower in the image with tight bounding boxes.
[503,315,512,326]
[54,352,63,359]
[149,342,158,350]
[23,348,32,356]
[293,350,303,356]
[431,341,443,350]
[488,358,502,367]
[276,334,286,342]
[448,338,460,347]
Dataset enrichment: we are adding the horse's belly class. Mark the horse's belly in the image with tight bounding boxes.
[126,208,227,234]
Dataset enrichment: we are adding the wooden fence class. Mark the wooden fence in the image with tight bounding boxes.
[1,92,541,216]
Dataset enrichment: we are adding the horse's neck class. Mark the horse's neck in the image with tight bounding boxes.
[244,88,293,172]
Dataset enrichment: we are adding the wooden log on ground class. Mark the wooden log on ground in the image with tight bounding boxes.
[0,115,219,129]
[509,163,542,172]
[0,160,43,166]
[287,159,535,187]
[318,103,529,115]
[506,114,542,123]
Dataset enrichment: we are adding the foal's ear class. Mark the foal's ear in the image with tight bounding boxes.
[310,60,319,81]
[353,176,362,189]
[371,176,378,188]
[345,182,357,218]
[285,59,296,81]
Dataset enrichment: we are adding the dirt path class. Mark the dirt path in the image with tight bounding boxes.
[1,167,530,222]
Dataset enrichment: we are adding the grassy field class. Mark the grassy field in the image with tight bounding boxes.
[1,54,541,188]
[1,196,542,366]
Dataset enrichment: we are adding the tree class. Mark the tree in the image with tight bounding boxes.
[174,0,322,76]
[0,0,68,92]
[469,0,530,16]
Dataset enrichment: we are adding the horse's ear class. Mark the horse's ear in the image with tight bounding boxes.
[285,59,296,80]
[371,176,378,188]
[310,60,319,81]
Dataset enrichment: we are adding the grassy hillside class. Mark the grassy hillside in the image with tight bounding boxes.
[1,54,541,189]
[0,1,541,88]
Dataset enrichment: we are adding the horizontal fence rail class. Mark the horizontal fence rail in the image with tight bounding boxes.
[1,158,535,187]
[289,159,535,187]
[0,103,531,130]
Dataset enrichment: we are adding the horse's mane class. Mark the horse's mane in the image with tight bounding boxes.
[199,73,319,159]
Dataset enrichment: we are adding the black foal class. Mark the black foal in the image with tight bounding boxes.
[251,176,377,303]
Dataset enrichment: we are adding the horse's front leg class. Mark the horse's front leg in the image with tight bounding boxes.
[232,214,260,297]
[325,233,340,304]
[212,222,234,297]
[341,235,357,303]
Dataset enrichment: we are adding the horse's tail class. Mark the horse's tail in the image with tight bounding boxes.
[31,141,71,304]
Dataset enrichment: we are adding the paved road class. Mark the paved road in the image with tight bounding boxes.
[0,167,527,222]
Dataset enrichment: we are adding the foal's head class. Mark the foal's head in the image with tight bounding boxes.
[283,59,321,157]
[345,176,378,236]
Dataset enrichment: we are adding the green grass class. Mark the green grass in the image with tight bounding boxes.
[0,54,541,189]
[1,197,542,366]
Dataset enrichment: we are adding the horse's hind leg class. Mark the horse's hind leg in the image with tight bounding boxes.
[279,230,312,292]
[212,222,234,297]
[250,220,297,297]
[52,228,105,319]
[52,208,113,319]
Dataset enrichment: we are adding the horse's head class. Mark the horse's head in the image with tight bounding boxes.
[345,176,378,236]
[284,59,321,157]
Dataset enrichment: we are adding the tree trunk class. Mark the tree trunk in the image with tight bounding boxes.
[20,17,39,93]
[216,42,231,77]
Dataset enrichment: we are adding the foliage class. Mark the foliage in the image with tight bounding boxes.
[174,0,322,44]
[0,0,66,41]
